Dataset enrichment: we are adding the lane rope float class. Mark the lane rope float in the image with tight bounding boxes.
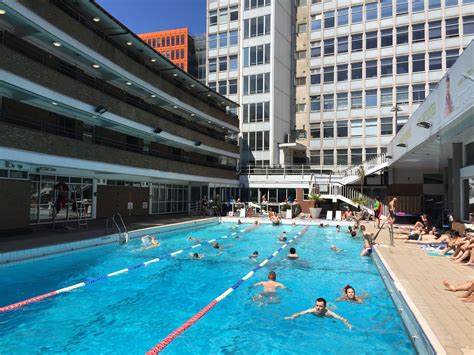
[146,226,310,354]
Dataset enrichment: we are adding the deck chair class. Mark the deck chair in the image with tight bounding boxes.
[334,210,342,221]
[326,210,333,221]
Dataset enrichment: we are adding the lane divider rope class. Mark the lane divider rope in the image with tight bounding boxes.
[146,225,310,354]
[0,224,261,313]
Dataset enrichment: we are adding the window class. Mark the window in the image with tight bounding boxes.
[446,0,458,5]
[366,119,377,136]
[219,9,228,24]
[446,18,459,37]
[219,80,227,95]
[296,77,306,86]
[428,0,441,9]
[323,94,334,111]
[219,32,227,47]
[396,115,409,132]
[351,148,363,164]
[181,35,185,44]
[229,79,237,94]
[352,5,363,24]
[397,55,409,74]
[311,41,321,58]
[366,90,378,107]
[352,34,363,52]
[245,0,272,9]
[230,6,238,21]
[244,15,271,38]
[171,37,175,46]
[366,148,378,161]
[338,36,349,53]
[243,73,271,95]
[352,62,363,80]
[351,91,363,109]
[311,124,321,139]
[397,86,409,104]
[464,16,474,35]
[209,57,217,73]
[366,60,378,78]
[324,11,335,29]
[297,23,307,33]
[310,150,321,165]
[337,93,348,110]
[412,84,425,103]
[229,30,238,46]
[381,0,392,18]
[311,68,321,84]
[380,88,393,106]
[338,8,349,26]
[244,44,271,67]
[381,117,393,135]
[366,3,378,21]
[429,21,442,39]
[324,39,334,56]
[381,58,393,76]
[323,121,334,137]
[397,0,408,14]
[219,56,227,71]
[412,23,425,42]
[366,31,378,49]
[297,50,306,60]
[208,81,216,91]
[337,120,348,137]
[209,34,217,49]
[324,150,334,165]
[337,64,348,81]
[311,96,321,111]
[351,120,363,136]
[337,149,348,165]
[323,66,334,83]
[229,55,238,71]
[397,26,409,45]
[381,29,393,47]
[296,103,306,113]
[311,15,322,31]
[412,0,424,13]
[209,10,217,26]
[412,53,425,72]
[446,49,459,68]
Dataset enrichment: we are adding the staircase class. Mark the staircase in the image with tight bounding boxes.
[337,153,391,186]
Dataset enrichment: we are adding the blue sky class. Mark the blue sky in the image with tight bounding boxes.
[97,0,206,35]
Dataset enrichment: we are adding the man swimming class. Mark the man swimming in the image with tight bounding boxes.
[137,236,160,251]
[330,245,343,253]
[249,251,259,259]
[251,271,288,304]
[187,236,203,242]
[288,247,299,260]
[285,297,352,329]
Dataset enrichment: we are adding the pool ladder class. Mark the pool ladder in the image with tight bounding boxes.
[106,212,129,244]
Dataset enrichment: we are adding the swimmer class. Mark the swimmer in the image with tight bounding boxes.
[319,223,329,227]
[346,226,353,233]
[285,297,352,329]
[137,236,160,251]
[350,231,358,238]
[288,247,299,260]
[238,219,242,225]
[251,271,289,303]
[230,225,239,229]
[187,236,203,242]
[360,239,373,256]
[212,242,232,250]
[336,225,340,232]
[189,252,222,259]
[337,285,364,304]
[278,237,288,243]
[330,245,343,253]
[249,251,259,259]
[234,235,241,239]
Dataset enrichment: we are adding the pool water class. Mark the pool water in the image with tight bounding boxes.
[0,223,415,354]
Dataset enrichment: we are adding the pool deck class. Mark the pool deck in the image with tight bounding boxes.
[365,223,474,355]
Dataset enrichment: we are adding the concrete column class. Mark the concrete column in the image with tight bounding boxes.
[446,160,453,213]
[452,144,462,220]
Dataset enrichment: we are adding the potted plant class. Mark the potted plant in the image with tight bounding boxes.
[309,193,324,219]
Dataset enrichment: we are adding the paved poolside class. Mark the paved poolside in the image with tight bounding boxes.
[367,223,474,355]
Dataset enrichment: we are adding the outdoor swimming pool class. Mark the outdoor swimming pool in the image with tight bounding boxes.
[0,222,415,354]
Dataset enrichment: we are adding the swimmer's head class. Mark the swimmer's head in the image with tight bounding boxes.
[315,297,327,312]
[344,285,356,299]
[283,232,287,235]
[351,231,357,238]
[213,242,219,248]
[330,245,337,250]
[336,225,340,229]
[319,223,324,227]
[268,271,276,281]
[253,251,259,256]
[282,237,287,241]
[348,226,353,231]
[193,253,200,259]
[290,247,296,254]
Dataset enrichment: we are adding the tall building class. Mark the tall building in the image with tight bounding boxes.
[207,0,474,169]
[192,34,208,83]
[139,28,198,77]
[0,0,239,234]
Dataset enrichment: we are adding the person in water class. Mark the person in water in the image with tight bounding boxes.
[249,251,259,259]
[187,236,203,242]
[337,285,364,304]
[285,297,352,329]
[190,252,222,259]
[251,271,288,303]
[330,245,343,253]
[288,247,299,260]
[138,236,160,251]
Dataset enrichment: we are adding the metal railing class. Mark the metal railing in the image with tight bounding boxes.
[239,165,337,177]
[106,212,129,244]
[338,153,391,179]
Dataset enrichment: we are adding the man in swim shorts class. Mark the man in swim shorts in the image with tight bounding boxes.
[389,197,397,224]
[285,297,352,329]
[251,271,288,303]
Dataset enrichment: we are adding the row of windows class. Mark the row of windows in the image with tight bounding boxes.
[242,102,271,123]
[208,31,238,49]
[242,131,270,152]
[144,34,185,48]
[208,79,238,96]
[243,43,271,67]
[308,18,470,58]
[244,0,271,10]
[307,50,459,85]
[310,148,387,166]
[208,55,238,73]
[300,0,472,32]
[308,85,432,112]
[209,6,238,26]
[243,15,271,38]
[161,48,186,61]
[243,73,271,95]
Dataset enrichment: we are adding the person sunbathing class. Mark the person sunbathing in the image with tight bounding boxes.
[451,238,474,264]
[404,232,452,244]
[442,280,474,302]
